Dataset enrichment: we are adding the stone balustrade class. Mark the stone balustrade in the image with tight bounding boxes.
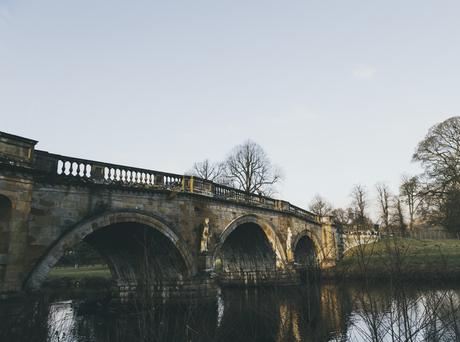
[33,150,318,223]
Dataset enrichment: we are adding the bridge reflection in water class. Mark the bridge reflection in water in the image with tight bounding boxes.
[3,281,460,342]
[0,284,347,342]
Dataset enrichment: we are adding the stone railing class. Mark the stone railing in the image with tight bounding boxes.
[33,151,319,223]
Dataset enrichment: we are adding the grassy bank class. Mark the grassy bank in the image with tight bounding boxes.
[44,265,112,289]
[45,239,460,284]
[47,265,111,279]
[333,238,460,280]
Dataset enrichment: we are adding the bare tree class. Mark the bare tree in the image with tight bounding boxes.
[331,208,350,227]
[350,184,369,228]
[390,195,406,232]
[399,175,422,230]
[413,116,460,231]
[189,159,225,182]
[223,140,282,195]
[308,195,332,219]
[375,183,391,230]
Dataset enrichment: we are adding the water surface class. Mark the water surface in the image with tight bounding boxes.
[1,282,460,342]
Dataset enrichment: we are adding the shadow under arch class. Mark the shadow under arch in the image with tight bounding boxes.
[212,214,288,271]
[292,230,322,267]
[24,210,195,291]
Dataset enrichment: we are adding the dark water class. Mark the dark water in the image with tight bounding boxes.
[1,282,460,342]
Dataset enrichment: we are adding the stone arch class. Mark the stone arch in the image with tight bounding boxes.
[213,214,287,271]
[24,210,195,290]
[0,194,12,282]
[292,230,321,267]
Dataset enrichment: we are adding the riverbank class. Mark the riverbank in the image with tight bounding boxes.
[44,238,460,287]
[329,238,460,281]
[45,265,112,289]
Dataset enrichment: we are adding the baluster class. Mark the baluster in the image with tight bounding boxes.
[141,173,146,184]
[104,167,109,180]
[71,162,78,176]
[63,161,71,175]
[110,168,115,181]
[78,163,84,177]
[85,164,91,178]
[57,160,64,175]
[120,170,125,182]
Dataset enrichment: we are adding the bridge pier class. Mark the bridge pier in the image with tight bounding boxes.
[0,133,37,294]
[114,277,219,302]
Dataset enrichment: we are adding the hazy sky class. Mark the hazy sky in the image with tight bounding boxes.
[1,1,459,218]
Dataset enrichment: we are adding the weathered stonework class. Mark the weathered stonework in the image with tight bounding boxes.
[0,131,341,297]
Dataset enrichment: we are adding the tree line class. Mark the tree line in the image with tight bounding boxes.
[192,117,460,233]
[309,116,460,233]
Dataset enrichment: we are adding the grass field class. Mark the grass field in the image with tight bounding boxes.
[47,265,111,279]
[46,239,460,282]
[336,238,460,279]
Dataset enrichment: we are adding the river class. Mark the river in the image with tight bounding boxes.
[1,281,460,342]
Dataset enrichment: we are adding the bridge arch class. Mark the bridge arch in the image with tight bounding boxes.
[292,230,321,267]
[24,210,195,291]
[213,214,287,276]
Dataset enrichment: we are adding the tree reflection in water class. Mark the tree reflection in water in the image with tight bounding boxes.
[2,282,460,342]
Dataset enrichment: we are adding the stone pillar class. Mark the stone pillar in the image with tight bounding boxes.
[320,216,338,268]
[92,164,106,183]
[0,132,37,294]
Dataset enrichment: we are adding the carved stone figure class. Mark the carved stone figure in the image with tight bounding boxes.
[200,218,210,253]
[286,227,293,260]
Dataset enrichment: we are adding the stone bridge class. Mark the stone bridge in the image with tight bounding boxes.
[0,131,340,297]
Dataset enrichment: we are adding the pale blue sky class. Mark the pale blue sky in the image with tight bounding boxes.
[1,1,459,218]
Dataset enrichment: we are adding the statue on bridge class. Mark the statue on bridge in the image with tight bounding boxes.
[200,218,211,254]
[286,227,293,260]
